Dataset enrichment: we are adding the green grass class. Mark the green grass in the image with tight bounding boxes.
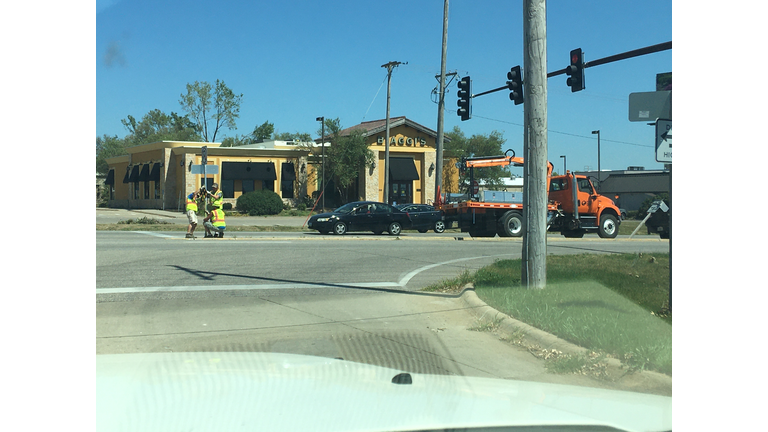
[426,253,672,375]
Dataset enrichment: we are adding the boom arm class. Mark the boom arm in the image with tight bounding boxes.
[459,149,554,179]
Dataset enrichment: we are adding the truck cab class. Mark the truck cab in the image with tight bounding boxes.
[548,173,621,238]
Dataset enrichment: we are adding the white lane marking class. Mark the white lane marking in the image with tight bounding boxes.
[131,231,175,238]
[397,254,515,287]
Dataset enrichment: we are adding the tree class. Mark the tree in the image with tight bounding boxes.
[324,119,374,203]
[445,126,508,191]
[96,134,128,174]
[121,109,201,147]
[251,121,274,141]
[179,79,243,142]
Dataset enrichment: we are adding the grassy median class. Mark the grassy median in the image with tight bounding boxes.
[424,253,671,375]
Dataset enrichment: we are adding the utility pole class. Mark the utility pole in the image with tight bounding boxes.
[435,0,449,203]
[521,0,548,289]
[316,116,325,210]
[382,61,403,204]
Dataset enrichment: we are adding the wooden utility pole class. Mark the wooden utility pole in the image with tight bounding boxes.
[521,0,548,289]
[382,61,403,204]
[435,0,449,202]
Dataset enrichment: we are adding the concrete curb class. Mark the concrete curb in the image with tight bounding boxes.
[459,287,672,396]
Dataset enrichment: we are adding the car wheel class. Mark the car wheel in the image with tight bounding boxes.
[388,222,402,236]
[433,220,446,234]
[333,222,347,235]
[597,214,619,239]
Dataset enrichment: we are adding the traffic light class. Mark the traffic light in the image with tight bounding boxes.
[457,76,471,121]
[507,65,524,105]
[565,48,585,92]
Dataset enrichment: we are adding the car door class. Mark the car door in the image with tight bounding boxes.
[348,203,374,232]
[400,205,421,229]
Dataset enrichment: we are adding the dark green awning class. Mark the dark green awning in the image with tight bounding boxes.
[389,158,419,181]
[150,163,161,182]
[221,162,277,181]
[138,164,150,182]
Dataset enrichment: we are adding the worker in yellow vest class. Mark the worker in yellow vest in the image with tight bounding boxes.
[204,183,223,211]
[185,189,201,239]
[203,207,226,238]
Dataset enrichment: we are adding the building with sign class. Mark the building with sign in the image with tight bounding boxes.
[334,116,448,206]
[102,116,448,210]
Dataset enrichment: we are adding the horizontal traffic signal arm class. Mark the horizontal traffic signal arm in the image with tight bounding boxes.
[465,41,671,100]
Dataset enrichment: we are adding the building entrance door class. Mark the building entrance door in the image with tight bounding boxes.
[389,182,411,205]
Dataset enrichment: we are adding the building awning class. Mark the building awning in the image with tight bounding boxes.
[150,163,161,182]
[138,164,150,182]
[281,162,296,181]
[105,169,115,186]
[221,162,277,181]
[127,165,140,183]
[389,158,419,181]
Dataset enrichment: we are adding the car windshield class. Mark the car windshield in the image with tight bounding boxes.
[333,203,359,214]
[94,2,677,431]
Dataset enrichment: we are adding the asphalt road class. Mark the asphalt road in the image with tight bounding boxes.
[96,213,672,395]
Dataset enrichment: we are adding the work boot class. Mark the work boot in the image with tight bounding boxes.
[218,232,224,238]
[204,233,213,238]
[185,233,193,239]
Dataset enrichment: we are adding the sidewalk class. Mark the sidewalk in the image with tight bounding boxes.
[96,208,308,227]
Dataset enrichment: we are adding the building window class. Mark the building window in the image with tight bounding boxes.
[281,180,294,198]
[144,182,150,199]
[262,180,274,192]
[154,182,161,199]
[133,182,140,199]
[222,180,234,198]
[242,180,254,194]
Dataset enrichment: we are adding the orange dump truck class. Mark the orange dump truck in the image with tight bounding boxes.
[436,150,621,238]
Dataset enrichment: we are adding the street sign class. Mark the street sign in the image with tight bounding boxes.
[655,119,672,163]
[191,164,219,175]
[628,91,671,122]
[472,180,479,195]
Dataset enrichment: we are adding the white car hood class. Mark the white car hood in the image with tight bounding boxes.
[97,352,671,432]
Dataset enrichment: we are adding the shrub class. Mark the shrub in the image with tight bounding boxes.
[236,190,284,216]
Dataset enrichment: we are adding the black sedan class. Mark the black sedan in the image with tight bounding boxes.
[395,204,446,233]
[307,201,412,235]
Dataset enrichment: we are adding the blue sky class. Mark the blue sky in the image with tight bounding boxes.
[96,0,672,174]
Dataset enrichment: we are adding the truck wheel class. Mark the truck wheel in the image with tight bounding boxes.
[597,214,619,239]
[498,211,523,237]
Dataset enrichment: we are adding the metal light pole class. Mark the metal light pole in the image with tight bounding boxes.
[560,155,566,174]
[382,61,403,204]
[316,116,325,210]
[591,130,600,190]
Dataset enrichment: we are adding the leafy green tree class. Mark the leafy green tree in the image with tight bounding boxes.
[324,118,374,203]
[121,109,201,147]
[251,121,274,141]
[179,79,243,142]
[445,126,508,190]
[96,134,128,174]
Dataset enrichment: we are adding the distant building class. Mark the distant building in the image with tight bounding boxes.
[575,167,670,212]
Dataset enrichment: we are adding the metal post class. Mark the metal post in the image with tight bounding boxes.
[435,0,449,203]
[560,155,566,174]
[381,61,403,204]
[521,0,548,289]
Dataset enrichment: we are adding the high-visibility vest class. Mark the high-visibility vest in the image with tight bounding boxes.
[210,191,223,209]
[186,194,198,212]
[211,209,226,228]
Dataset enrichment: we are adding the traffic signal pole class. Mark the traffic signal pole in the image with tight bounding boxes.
[521,0,548,289]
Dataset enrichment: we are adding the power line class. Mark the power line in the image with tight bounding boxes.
[450,110,653,148]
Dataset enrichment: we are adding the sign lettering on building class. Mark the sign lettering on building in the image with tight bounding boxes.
[376,135,428,147]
